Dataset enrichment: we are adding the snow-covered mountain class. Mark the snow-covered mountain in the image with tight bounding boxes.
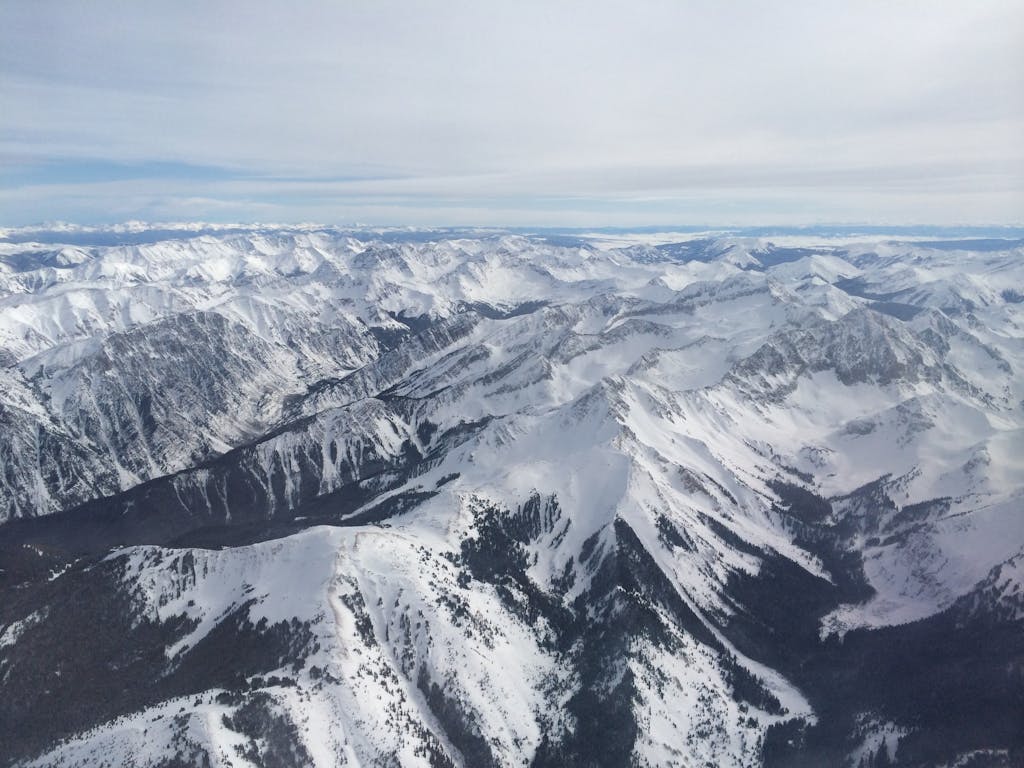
[1,227,1022,767]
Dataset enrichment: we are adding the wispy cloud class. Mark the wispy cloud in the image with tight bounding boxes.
[2,1,1022,225]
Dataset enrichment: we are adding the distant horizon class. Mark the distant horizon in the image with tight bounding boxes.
[2,210,1023,233]
[4,219,1024,248]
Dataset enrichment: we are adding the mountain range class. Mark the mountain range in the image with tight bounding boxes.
[1,226,1022,767]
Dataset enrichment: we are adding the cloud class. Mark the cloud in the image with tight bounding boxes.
[2,1,1022,225]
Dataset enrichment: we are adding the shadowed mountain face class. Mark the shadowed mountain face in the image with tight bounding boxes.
[1,229,1022,767]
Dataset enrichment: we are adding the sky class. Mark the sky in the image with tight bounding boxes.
[1,1,1022,227]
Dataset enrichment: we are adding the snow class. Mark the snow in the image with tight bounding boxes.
[113,528,343,659]
[4,227,1023,765]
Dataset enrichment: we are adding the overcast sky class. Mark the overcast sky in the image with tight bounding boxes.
[2,0,1022,226]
